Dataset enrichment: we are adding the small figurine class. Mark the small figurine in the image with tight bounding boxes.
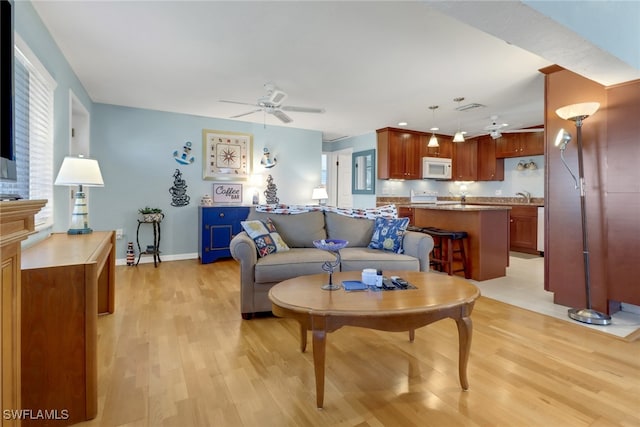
[126,242,135,266]
[201,194,213,206]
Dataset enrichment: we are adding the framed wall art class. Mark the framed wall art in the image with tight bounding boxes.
[202,129,253,180]
[212,183,243,203]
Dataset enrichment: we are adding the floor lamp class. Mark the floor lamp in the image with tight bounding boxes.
[54,155,104,234]
[554,102,611,326]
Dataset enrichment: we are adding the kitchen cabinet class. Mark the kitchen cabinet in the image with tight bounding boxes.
[398,206,414,224]
[477,136,504,181]
[420,133,452,158]
[199,206,250,263]
[495,131,544,158]
[509,205,539,254]
[377,127,422,179]
[452,138,478,181]
[452,136,504,182]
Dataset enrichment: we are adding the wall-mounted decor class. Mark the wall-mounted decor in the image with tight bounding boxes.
[202,129,252,180]
[174,141,195,165]
[264,174,279,204]
[169,169,190,207]
[212,183,243,204]
[260,147,277,168]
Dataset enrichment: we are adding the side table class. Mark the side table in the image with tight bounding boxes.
[136,219,162,267]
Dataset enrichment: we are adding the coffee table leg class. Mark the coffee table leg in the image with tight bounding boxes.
[408,329,415,342]
[455,315,472,390]
[312,328,327,408]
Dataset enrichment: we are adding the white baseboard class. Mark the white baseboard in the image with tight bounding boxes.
[621,302,640,315]
[115,252,199,266]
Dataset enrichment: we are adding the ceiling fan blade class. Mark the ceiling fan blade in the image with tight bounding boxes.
[219,100,260,107]
[281,105,326,114]
[272,109,293,123]
[230,109,262,119]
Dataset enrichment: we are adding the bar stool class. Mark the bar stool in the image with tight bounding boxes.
[422,227,469,279]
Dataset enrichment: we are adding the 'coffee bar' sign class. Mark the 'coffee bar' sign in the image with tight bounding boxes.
[212,183,242,203]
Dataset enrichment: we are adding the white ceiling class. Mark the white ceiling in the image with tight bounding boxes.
[30,1,638,143]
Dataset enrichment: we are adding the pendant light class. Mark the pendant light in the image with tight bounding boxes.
[453,97,465,142]
[427,105,439,147]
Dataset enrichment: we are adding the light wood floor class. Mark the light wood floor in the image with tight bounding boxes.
[78,259,640,427]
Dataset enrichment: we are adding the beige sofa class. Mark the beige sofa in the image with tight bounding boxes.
[230,208,434,319]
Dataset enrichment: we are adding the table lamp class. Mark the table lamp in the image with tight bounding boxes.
[311,186,329,205]
[54,155,104,234]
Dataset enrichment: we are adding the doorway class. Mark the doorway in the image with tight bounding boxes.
[324,149,352,208]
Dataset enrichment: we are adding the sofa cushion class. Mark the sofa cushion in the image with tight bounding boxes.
[248,209,326,248]
[368,217,410,253]
[254,248,335,284]
[241,218,290,257]
[324,211,375,247]
[339,248,419,272]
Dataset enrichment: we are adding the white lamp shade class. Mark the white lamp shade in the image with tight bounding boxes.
[554,129,572,150]
[453,131,465,142]
[555,102,600,121]
[55,156,104,186]
[427,134,439,147]
[311,187,328,200]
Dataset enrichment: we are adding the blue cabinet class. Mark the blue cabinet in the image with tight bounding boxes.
[199,206,250,263]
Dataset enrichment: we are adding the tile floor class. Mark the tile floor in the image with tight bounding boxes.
[470,253,640,340]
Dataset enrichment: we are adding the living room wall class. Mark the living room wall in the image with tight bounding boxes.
[90,104,323,259]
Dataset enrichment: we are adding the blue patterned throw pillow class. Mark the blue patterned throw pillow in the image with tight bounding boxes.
[241,218,290,258]
[368,217,409,253]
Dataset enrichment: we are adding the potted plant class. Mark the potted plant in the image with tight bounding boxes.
[138,206,164,222]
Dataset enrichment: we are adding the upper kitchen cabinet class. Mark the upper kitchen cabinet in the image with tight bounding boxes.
[477,136,504,181]
[451,136,503,182]
[495,130,544,158]
[452,138,478,181]
[377,127,422,180]
[420,133,452,159]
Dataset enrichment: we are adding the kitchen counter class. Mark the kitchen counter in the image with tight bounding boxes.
[378,196,544,207]
[411,205,510,281]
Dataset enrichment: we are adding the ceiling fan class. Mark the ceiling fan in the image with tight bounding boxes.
[219,82,325,124]
[481,115,544,140]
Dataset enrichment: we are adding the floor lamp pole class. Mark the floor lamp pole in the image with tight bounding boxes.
[567,117,611,326]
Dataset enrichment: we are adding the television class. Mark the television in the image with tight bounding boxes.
[0,0,17,182]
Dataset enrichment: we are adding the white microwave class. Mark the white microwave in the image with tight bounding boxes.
[422,157,452,180]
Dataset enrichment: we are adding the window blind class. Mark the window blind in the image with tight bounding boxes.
[6,37,56,228]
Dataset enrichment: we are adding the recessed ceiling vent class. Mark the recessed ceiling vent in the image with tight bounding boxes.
[455,103,486,112]
[323,134,350,143]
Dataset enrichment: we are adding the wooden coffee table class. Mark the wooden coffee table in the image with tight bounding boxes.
[269,270,480,408]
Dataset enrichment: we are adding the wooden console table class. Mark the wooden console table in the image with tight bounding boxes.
[20,231,116,426]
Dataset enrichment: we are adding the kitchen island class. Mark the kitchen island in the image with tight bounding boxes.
[410,203,511,281]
